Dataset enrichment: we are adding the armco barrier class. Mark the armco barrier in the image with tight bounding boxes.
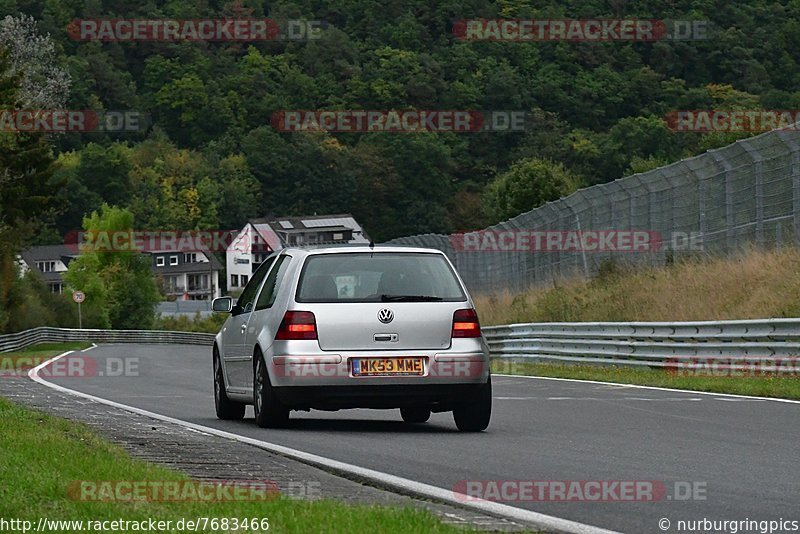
[483,319,800,371]
[0,327,214,353]
[4,321,799,372]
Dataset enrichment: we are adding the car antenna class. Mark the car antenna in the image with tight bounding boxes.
[369,240,374,257]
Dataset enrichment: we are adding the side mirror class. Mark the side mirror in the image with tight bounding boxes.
[212,296,233,313]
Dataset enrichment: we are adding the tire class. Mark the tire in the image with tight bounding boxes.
[453,376,492,432]
[253,352,290,428]
[400,407,431,423]
[213,347,245,420]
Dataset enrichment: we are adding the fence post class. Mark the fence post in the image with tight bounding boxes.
[775,131,800,244]
[709,151,735,251]
[740,143,765,248]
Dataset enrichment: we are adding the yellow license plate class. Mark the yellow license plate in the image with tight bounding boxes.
[352,357,424,376]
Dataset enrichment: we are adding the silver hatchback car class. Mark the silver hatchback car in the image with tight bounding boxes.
[211,246,491,432]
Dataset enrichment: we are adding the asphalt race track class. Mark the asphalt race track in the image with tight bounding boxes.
[46,344,800,534]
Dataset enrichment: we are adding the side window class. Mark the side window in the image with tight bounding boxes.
[255,255,291,311]
[236,255,276,313]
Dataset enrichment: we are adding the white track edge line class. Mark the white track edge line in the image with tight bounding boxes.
[28,351,619,534]
[494,374,800,404]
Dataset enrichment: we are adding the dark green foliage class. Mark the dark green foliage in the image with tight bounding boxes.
[63,205,160,329]
[0,48,60,333]
[3,3,799,333]
[10,1,794,239]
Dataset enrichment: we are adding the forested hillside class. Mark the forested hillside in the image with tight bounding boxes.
[8,0,800,242]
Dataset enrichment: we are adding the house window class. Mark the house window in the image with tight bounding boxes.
[156,257,165,267]
[165,275,182,292]
[333,233,344,241]
[241,275,248,287]
[231,274,239,287]
[36,261,56,272]
[188,274,209,291]
[183,253,197,263]
[169,255,178,266]
[50,283,63,294]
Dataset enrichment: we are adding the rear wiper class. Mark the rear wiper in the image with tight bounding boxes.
[380,294,444,302]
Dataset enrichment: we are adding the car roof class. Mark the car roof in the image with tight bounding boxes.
[278,246,446,257]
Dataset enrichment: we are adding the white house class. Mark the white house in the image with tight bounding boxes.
[18,245,78,294]
[19,245,223,301]
[226,213,370,292]
[150,249,223,300]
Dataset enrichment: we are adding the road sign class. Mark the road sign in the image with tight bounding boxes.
[72,291,86,303]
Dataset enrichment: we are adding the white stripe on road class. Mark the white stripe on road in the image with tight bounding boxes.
[495,374,800,404]
[29,351,620,534]
[495,396,704,401]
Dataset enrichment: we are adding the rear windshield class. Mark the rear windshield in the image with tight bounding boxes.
[295,252,467,303]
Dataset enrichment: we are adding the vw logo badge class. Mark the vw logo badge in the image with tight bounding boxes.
[378,308,394,324]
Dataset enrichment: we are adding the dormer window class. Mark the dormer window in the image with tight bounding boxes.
[36,261,56,272]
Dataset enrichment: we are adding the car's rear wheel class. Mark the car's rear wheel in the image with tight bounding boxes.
[254,352,290,428]
[214,347,245,420]
[453,376,492,432]
[400,407,431,423]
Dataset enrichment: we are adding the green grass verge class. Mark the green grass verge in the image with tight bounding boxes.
[494,360,800,400]
[0,342,92,376]
[4,341,92,355]
[0,397,470,533]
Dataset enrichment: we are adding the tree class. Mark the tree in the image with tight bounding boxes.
[76,142,134,207]
[0,15,70,109]
[0,47,59,332]
[64,205,160,329]
[483,158,579,223]
[212,155,262,230]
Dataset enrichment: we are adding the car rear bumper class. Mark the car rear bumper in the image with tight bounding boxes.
[268,349,490,388]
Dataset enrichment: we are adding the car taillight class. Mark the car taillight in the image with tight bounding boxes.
[275,311,317,340]
[452,308,481,338]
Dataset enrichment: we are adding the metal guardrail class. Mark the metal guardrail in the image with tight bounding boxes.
[4,321,799,372]
[0,327,214,353]
[156,300,212,316]
[483,319,800,371]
